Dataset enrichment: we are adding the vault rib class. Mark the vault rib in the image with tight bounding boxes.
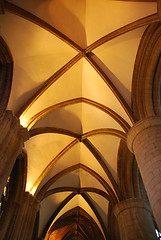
[86,13,158,53]
[29,127,126,141]
[29,128,126,198]
[4,1,84,53]
[46,207,105,240]
[85,54,137,124]
[43,187,110,202]
[25,98,130,131]
[81,192,109,240]
[42,192,76,239]
[30,139,79,195]
[82,138,121,201]
[43,194,106,240]
[82,128,126,141]
[36,164,118,205]
[17,53,82,118]
[29,127,80,140]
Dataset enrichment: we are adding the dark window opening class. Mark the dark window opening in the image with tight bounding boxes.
[156,229,161,240]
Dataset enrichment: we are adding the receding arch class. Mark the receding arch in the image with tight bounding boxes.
[43,206,105,240]
[153,55,161,116]
[25,98,130,131]
[29,127,80,139]
[36,164,118,205]
[29,128,126,198]
[41,192,76,239]
[82,128,126,141]
[132,22,161,119]
[42,187,111,202]
[29,127,126,141]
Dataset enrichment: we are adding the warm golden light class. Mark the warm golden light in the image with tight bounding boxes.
[25,181,31,192]
[19,115,28,128]
[26,182,37,196]
[30,186,37,196]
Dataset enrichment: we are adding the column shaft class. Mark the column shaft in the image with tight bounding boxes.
[10,192,39,240]
[127,117,161,230]
[114,198,157,240]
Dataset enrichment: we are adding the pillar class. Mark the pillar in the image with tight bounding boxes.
[0,110,28,197]
[7,192,40,240]
[0,152,39,240]
[127,117,161,230]
[114,198,157,240]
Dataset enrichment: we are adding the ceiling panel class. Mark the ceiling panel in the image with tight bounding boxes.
[85,0,156,45]
[7,0,87,48]
[48,171,81,192]
[0,12,77,113]
[87,192,109,227]
[24,133,75,192]
[80,169,107,192]
[82,58,133,125]
[88,135,121,181]
[93,27,146,98]
[36,144,81,194]
[19,59,83,128]
[80,143,117,191]
[32,104,83,134]
[50,194,106,239]
[82,103,126,133]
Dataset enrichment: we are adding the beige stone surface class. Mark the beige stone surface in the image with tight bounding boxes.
[114,198,157,240]
[127,117,161,230]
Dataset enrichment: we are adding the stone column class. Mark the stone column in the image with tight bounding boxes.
[0,110,28,197]
[9,192,40,240]
[127,117,161,230]
[114,198,157,240]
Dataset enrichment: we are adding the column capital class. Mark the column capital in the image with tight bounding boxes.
[127,116,161,153]
[23,192,40,210]
[1,110,29,142]
[113,198,152,218]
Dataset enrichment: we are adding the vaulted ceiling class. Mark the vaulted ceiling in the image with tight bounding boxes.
[0,0,158,239]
